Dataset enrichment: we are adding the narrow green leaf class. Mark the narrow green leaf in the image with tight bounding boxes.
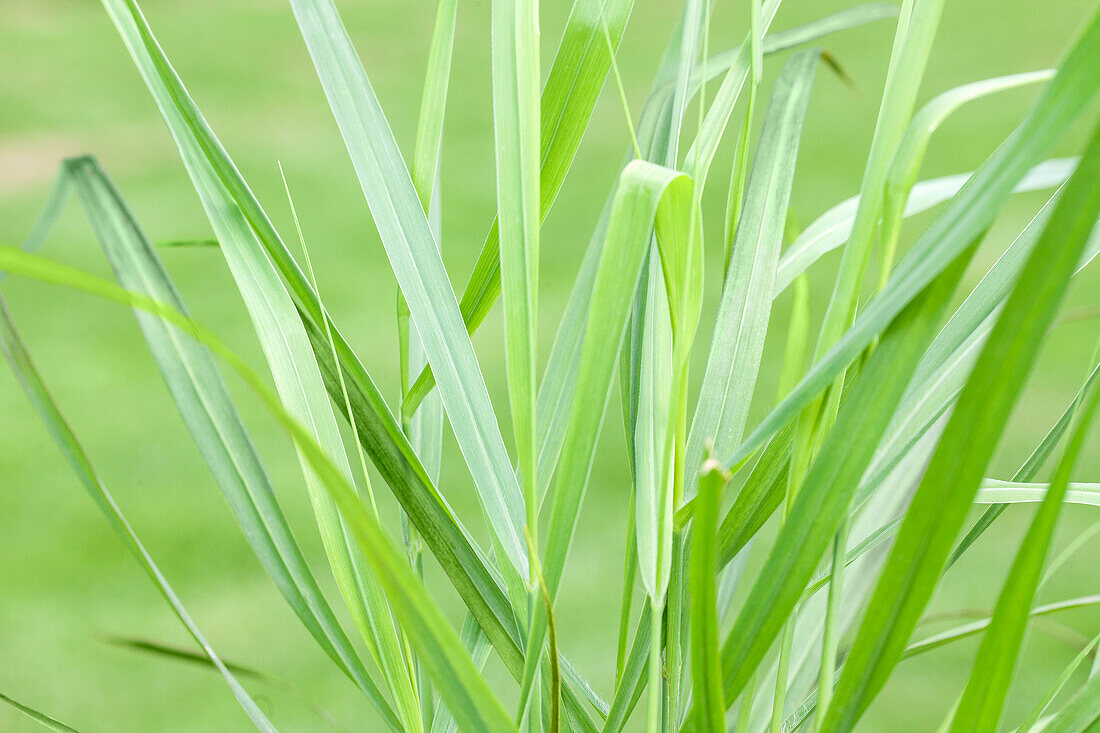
[822,118,1100,733]
[405,0,636,413]
[951,363,1100,732]
[878,70,1054,283]
[1018,629,1100,731]
[775,157,1075,295]
[684,46,821,502]
[491,0,542,595]
[0,296,276,733]
[101,3,403,701]
[520,161,695,714]
[0,692,80,733]
[781,596,1100,732]
[1043,672,1100,733]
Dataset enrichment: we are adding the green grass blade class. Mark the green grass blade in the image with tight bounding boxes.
[0,246,518,733]
[690,461,729,731]
[289,0,528,583]
[950,367,1100,732]
[519,161,695,715]
[775,157,1075,295]
[821,118,1100,733]
[90,0,596,716]
[878,70,1054,283]
[54,155,399,726]
[1018,629,1100,731]
[0,296,277,733]
[0,692,80,733]
[1043,672,1100,733]
[718,13,1100,476]
[404,0,636,414]
[782,595,1100,732]
[103,636,350,733]
[410,2,897,423]
[100,1,405,698]
[491,0,541,598]
[681,0,782,187]
[534,6,897,507]
[851,189,1100,521]
[813,0,944,368]
[709,240,972,713]
[684,47,821,502]
[949,353,1100,566]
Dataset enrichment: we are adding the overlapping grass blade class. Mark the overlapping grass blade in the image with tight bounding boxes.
[404,0,636,414]
[51,155,398,725]
[877,70,1054,282]
[683,46,821,502]
[519,161,695,715]
[491,0,542,601]
[774,157,1075,295]
[950,362,1100,731]
[0,246,518,733]
[289,0,528,583]
[1018,629,1100,731]
[716,12,1100,477]
[534,4,899,508]
[0,692,80,733]
[949,349,1100,566]
[706,241,972,715]
[0,296,277,733]
[821,119,1100,732]
[98,5,415,712]
[781,596,1100,732]
[1042,671,1100,733]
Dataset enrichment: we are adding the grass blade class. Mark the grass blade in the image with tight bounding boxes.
[405,0,636,414]
[491,0,542,638]
[0,296,276,733]
[878,70,1054,284]
[709,238,972,713]
[99,5,411,710]
[950,360,1100,731]
[775,157,1075,296]
[821,118,1100,733]
[289,0,528,583]
[684,46,821,502]
[0,692,80,733]
[690,460,729,731]
[520,161,695,715]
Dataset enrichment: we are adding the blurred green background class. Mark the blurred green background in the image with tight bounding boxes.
[2,0,1098,730]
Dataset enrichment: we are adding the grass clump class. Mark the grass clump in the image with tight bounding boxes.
[3,0,1100,731]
